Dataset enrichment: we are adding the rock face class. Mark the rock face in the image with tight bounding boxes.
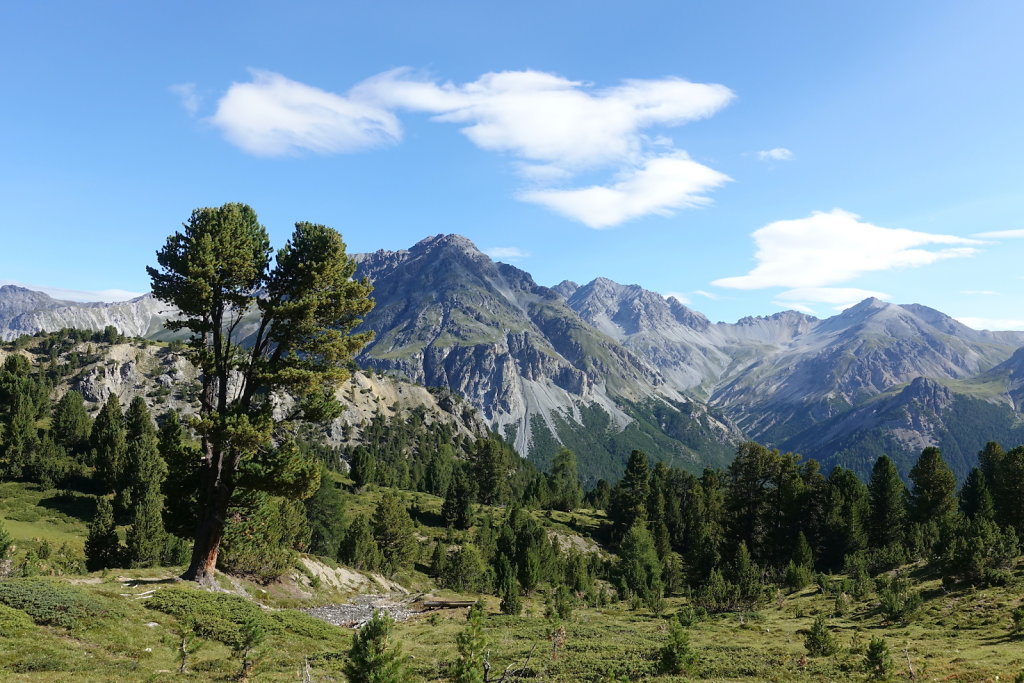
[350,235,729,467]
[3,234,1024,480]
[0,286,173,341]
[4,337,489,456]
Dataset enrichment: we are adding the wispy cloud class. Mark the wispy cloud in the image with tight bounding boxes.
[775,286,891,309]
[713,210,980,294]
[973,229,1024,239]
[956,317,1024,331]
[483,246,529,261]
[773,301,817,315]
[357,69,734,172]
[663,291,691,304]
[0,280,144,303]
[757,147,793,161]
[206,68,734,227]
[519,154,729,228]
[693,290,719,300]
[170,83,200,116]
[211,70,401,156]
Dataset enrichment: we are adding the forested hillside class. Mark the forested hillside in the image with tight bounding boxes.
[1,327,1023,680]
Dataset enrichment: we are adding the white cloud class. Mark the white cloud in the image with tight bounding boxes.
[713,209,980,290]
[518,154,729,229]
[0,280,144,303]
[758,147,793,161]
[211,70,401,156]
[663,291,691,305]
[206,68,733,226]
[693,290,719,300]
[956,317,1024,331]
[960,290,999,296]
[973,229,1024,239]
[773,301,818,315]
[483,246,529,261]
[357,69,734,171]
[775,287,890,309]
[170,83,200,116]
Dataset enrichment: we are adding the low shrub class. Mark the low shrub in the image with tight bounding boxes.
[0,578,117,630]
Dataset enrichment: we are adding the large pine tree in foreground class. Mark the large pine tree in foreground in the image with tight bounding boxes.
[147,202,374,585]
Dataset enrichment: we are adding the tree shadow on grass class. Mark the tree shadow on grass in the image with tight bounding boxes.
[37,491,96,524]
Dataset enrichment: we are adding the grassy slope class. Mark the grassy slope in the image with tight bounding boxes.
[1,480,1023,681]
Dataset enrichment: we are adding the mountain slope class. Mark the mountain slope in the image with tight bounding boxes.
[353,234,739,479]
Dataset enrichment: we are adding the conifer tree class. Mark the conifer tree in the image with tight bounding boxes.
[85,497,122,571]
[148,203,373,585]
[616,520,663,606]
[908,447,957,524]
[91,394,126,493]
[52,389,91,455]
[344,611,407,683]
[305,470,346,558]
[451,602,487,683]
[867,455,908,549]
[339,514,382,571]
[371,491,417,575]
[549,448,583,512]
[959,467,995,522]
[472,438,511,506]
[442,471,475,530]
[611,450,650,533]
[122,398,167,566]
[159,411,200,538]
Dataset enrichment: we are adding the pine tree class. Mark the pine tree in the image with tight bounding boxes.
[371,491,417,575]
[805,615,839,656]
[549,448,583,512]
[867,455,908,549]
[442,472,475,530]
[959,467,995,522]
[451,602,487,683]
[159,411,200,538]
[91,394,126,493]
[908,447,957,524]
[472,438,511,506]
[340,514,382,571]
[305,470,346,558]
[344,611,407,683]
[85,497,122,571]
[425,445,454,496]
[658,621,697,675]
[52,390,91,455]
[865,636,892,679]
[123,398,167,566]
[611,450,650,532]
[616,520,663,607]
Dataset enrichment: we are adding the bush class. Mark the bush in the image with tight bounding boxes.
[271,610,346,640]
[0,578,118,630]
[1011,606,1024,639]
[676,604,707,627]
[0,603,34,636]
[877,574,923,624]
[865,636,892,679]
[805,615,839,657]
[145,587,275,646]
[658,621,697,674]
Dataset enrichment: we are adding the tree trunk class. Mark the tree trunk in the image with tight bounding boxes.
[182,474,232,586]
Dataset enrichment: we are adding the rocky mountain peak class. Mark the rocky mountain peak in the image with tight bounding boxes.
[411,233,484,257]
[551,280,579,299]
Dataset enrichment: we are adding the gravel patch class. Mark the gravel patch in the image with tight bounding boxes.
[302,594,418,629]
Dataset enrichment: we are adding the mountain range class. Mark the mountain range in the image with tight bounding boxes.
[3,234,1023,482]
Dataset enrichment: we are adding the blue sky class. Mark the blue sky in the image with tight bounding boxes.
[1,1,1022,328]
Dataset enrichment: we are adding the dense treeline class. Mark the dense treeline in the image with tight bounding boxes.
[595,442,1023,613]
